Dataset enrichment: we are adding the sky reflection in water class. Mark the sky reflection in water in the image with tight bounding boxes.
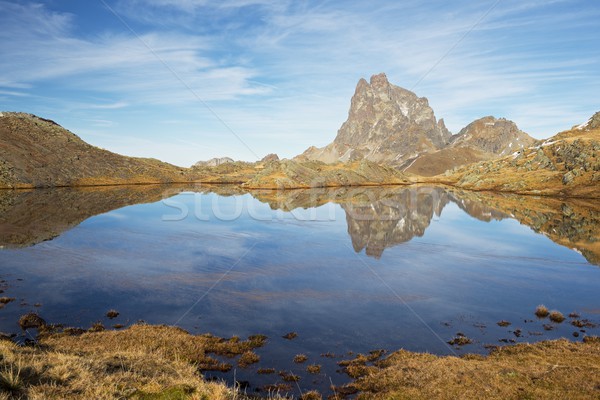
[0,185,598,394]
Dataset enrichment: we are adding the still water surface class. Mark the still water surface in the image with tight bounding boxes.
[0,184,598,395]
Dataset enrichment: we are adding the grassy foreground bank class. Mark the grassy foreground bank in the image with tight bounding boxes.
[0,324,599,399]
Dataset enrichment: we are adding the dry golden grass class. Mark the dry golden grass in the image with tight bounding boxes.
[351,337,600,399]
[299,391,322,400]
[0,337,232,399]
[2,324,599,399]
[293,354,308,364]
[0,324,283,399]
[535,305,550,318]
[549,310,566,323]
[237,351,260,368]
[306,364,321,375]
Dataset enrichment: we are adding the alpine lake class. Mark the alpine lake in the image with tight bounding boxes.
[0,184,598,397]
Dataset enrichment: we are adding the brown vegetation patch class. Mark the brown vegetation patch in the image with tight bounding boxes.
[447,333,473,346]
[293,354,308,364]
[535,305,550,318]
[237,351,260,368]
[282,332,297,340]
[278,372,300,382]
[306,364,321,374]
[299,390,322,400]
[549,310,565,323]
[18,313,46,330]
[351,338,600,399]
[257,368,276,375]
[0,327,235,399]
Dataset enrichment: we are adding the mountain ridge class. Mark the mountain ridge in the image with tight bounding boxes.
[1,98,598,197]
[296,73,536,176]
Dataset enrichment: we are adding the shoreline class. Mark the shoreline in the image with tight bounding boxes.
[1,180,599,200]
[1,322,598,399]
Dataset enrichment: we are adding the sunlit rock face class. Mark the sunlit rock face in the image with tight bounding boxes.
[297,73,450,166]
[449,116,536,156]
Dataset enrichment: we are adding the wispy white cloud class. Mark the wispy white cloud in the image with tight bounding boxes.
[0,1,266,105]
[87,119,115,127]
[0,90,31,97]
[86,101,130,110]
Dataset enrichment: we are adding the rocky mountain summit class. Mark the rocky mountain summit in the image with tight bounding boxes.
[260,153,279,162]
[297,73,535,176]
[297,73,450,165]
[449,116,536,155]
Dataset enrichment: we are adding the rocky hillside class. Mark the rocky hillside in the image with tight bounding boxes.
[0,112,409,189]
[296,73,451,165]
[450,116,535,155]
[437,112,600,198]
[242,159,411,189]
[405,116,536,176]
[0,112,187,188]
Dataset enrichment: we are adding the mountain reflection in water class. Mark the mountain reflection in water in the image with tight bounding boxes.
[0,184,598,265]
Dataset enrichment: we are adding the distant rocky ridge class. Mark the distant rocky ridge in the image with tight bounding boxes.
[450,116,535,155]
[296,73,536,176]
[193,157,234,167]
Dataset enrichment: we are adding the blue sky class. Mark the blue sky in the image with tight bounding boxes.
[1,0,599,167]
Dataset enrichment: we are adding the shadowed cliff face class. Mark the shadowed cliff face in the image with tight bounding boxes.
[0,185,598,265]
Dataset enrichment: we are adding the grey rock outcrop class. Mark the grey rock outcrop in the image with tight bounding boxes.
[449,116,536,156]
[194,157,234,167]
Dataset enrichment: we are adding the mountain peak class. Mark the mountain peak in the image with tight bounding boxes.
[369,72,390,89]
[450,115,535,156]
[298,73,450,165]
